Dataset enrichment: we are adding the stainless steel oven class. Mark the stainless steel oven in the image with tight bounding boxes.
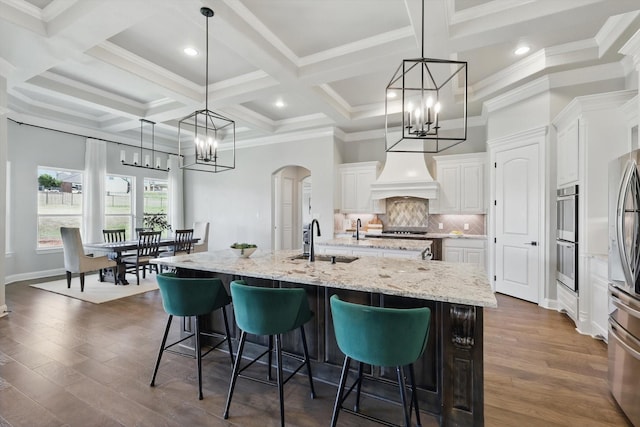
[557,240,577,292]
[557,185,578,242]
[556,185,578,293]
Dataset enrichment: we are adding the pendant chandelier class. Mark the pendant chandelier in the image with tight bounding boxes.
[385,0,467,154]
[178,7,235,173]
[121,119,170,171]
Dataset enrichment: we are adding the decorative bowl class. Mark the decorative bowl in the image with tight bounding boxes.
[230,243,257,258]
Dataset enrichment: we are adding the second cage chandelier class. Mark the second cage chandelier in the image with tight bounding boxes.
[178,7,235,173]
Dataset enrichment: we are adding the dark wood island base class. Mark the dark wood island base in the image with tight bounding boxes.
[177,270,485,427]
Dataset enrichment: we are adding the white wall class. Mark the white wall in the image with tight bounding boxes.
[183,134,338,253]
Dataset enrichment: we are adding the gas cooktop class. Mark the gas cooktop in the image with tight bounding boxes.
[366,231,430,239]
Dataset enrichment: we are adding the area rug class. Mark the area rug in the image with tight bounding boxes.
[30,274,159,304]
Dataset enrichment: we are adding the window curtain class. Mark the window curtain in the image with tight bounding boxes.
[83,138,106,243]
[168,154,184,230]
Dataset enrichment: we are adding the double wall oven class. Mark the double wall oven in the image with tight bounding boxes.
[556,185,578,293]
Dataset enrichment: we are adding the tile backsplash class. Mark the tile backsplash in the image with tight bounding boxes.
[427,214,485,235]
[334,195,486,235]
[383,197,429,227]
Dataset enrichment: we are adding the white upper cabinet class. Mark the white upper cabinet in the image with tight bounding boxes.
[337,162,386,214]
[430,153,487,214]
[556,119,580,187]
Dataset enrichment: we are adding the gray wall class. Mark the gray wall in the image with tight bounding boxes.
[6,121,169,282]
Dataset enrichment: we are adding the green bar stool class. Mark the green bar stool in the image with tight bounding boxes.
[223,280,316,427]
[150,273,234,400]
[329,295,431,427]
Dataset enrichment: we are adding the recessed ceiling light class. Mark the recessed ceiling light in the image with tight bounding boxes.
[183,47,198,56]
[514,45,530,56]
[275,100,285,108]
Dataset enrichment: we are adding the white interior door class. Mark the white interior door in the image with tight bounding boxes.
[280,175,294,249]
[495,144,540,303]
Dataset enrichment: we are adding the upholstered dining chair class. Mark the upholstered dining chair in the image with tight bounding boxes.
[60,227,118,292]
[191,222,209,253]
[121,230,161,285]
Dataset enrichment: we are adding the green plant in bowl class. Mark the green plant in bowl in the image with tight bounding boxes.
[230,243,257,257]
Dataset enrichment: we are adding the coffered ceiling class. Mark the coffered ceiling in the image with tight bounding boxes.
[2,0,639,149]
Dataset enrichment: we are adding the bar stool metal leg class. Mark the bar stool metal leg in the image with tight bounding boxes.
[224,330,247,420]
[267,335,274,381]
[195,316,203,400]
[221,307,235,366]
[300,325,316,398]
[275,334,285,427]
[397,365,411,427]
[409,364,422,427]
[354,361,364,411]
[150,314,173,387]
[331,356,352,427]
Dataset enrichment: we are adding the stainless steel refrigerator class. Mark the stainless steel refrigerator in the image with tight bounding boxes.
[608,149,640,427]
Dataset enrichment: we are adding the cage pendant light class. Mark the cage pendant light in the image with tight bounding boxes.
[178,7,236,173]
[385,0,467,154]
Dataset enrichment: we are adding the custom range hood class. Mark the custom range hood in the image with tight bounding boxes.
[370,150,439,200]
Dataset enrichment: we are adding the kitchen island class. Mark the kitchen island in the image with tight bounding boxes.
[153,249,496,426]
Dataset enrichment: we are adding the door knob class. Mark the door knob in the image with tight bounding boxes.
[524,241,538,246]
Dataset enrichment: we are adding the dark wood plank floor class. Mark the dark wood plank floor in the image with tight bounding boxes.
[0,278,632,426]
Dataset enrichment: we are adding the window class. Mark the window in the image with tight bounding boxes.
[37,166,83,248]
[144,178,169,236]
[105,175,133,238]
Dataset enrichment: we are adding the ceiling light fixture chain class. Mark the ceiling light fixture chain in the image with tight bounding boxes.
[384,0,468,154]
[178,6,236,173]
[121,118,170,172]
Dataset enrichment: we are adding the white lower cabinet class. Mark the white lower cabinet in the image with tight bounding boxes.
[588,256,609,341]
[557,282,578,322]
[319,245,422,259]
[442,239,487,270]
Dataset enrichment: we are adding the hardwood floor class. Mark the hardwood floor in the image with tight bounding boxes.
[0,279,632,426]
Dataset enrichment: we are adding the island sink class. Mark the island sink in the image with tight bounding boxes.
[290,254,359,263]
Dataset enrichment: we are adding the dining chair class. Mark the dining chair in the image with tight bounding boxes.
[192,222,209,253]
[121,231,161,285]
[60,227,118,292]
[102,228,126,243]
[150,273,234,400]
[329,295,431,427]
[158,229,194,272]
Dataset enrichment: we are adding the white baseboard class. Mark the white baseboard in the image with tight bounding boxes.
[540,298,557,310]
[0,304,8,317]
[5,268,65,285]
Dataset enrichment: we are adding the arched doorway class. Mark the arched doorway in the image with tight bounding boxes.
[272,166,311,251]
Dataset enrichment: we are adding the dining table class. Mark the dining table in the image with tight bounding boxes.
[84,237,199,285]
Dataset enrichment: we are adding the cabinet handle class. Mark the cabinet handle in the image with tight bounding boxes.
[524,241,538,246]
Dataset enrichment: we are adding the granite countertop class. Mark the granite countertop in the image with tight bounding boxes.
[152,249,497,308]
[320,237,431,251]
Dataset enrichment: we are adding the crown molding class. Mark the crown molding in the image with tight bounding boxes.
[483,61,626,115]
[483,76,551,114]
[487,125,548,150]
[552,89,637,127]
[596,11,640,57]
[620,29,640,68]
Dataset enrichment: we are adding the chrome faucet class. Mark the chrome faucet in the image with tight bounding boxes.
[356,218,362,241]
[309,219,321,262]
